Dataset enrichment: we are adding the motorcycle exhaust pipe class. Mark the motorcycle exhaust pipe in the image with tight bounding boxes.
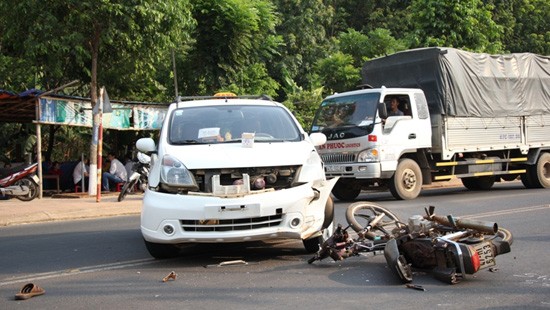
[430,215,498,234]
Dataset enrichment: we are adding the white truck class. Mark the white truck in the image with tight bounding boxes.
[310,47,550,200]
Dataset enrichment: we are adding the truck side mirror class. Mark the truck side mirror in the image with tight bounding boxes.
[377,102,388,119]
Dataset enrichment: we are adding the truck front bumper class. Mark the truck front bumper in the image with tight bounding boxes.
[324,162,384,179]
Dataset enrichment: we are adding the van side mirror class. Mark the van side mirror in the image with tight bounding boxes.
[136,138,156,154]
[377,102,388,119]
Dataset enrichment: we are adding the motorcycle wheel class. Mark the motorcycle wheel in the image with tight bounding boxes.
[345,201,402,234]
[118,178,138,202]
[15,177,39,201]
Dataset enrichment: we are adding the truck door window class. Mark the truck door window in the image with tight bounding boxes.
[384,95,411,117]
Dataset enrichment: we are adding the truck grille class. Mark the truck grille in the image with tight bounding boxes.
[180,214,283,232]
[321,153,355,163]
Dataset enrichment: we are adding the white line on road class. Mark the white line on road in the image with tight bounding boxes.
[461,204,549,219]
[0,258,157,287]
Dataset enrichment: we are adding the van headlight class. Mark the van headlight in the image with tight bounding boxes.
[357,148,379,162]
[160,155,199,191]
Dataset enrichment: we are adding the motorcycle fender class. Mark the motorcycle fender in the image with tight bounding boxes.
[384,238,400,269]
[31,175,39,184]
[384,238,412,283]
[129,172,140,182]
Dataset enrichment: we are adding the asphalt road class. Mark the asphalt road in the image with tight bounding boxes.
[0,183,548,309]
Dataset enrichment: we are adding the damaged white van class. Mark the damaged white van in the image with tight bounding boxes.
[136,94,337,258]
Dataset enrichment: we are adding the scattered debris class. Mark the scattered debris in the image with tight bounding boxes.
[14,283,46,300]
[489,267,499,272]
[405,284,426,291]
[162,271,177,282]
[204,259,257,268]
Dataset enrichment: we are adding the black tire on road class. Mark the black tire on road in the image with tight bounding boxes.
[118,178,138,202]
[15,177,39,201]
[529,152,550,189]
[493,227,513,246]
[331,178,361,201]
[461,176,495,191]
[344,201,401,234]
[144,240,180,259]
[389,158,422,200]
[520,171,537,188]
[302,236,322,253]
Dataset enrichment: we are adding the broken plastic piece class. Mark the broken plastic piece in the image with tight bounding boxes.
[405,284,426,291]
[204,259,258,268]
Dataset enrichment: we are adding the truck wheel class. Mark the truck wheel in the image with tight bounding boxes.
[461,176,495,190]
[533,152,550,188]
[520,172,537,188]
[389,158,422,200]
[144,240,180,259]
[331,179,361,201]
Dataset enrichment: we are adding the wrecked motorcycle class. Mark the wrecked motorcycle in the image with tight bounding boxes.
[308,202,513,284]
[0,163,40,201]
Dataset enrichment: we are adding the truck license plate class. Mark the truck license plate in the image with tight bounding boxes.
[325,165,342,172]
[472,242,496,269]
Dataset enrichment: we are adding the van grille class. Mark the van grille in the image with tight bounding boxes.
[180,214,283,232]
[321,153,355,163]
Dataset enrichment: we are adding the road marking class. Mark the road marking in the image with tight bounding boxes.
[0,258,156,287]
[461,204,549,219]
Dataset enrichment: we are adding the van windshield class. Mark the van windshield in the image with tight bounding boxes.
[169,105,302,144]
[310,93,379,140]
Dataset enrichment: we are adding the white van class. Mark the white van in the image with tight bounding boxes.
[136,94,337,258]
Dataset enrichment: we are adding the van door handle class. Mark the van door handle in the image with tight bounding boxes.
[408,133,416,139]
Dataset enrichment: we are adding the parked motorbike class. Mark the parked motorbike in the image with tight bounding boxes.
[308,202,513,284]
[118,152,150,202]
[0,163,40,201]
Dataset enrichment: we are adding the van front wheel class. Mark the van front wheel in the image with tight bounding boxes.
[144,240,180,259]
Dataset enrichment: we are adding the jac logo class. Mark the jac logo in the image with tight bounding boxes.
[327,132,345,140]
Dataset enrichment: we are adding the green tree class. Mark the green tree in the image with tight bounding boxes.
[0,0,194,170]
[283,87,324,129]
[314,52,360,95]
[271,0,335,96]
[408,0,504,53]
[0,0,194,101]
[492,0,550,54]
[180,0,282,96]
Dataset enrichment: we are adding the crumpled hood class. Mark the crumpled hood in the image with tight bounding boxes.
[162,141,315,169]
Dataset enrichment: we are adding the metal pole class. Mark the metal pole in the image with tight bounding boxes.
[172,48,178,98]
[96,87,104,202]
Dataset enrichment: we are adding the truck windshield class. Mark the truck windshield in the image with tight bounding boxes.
[310,93,379,139]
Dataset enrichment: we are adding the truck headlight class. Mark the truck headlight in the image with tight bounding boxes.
[357,148,379,162]
[160,155,199,191]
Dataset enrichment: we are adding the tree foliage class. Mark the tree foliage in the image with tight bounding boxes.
[1,0,549,162]
[408,0,503,53]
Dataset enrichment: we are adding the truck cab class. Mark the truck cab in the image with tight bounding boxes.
[310,87,431,200]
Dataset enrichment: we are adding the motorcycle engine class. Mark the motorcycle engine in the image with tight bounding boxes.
[407,215,433,234]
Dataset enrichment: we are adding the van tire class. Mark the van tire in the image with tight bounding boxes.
[389,158,422,200]
[302,236,322,253]
[144,240,180,259]
[332,179,361,201]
